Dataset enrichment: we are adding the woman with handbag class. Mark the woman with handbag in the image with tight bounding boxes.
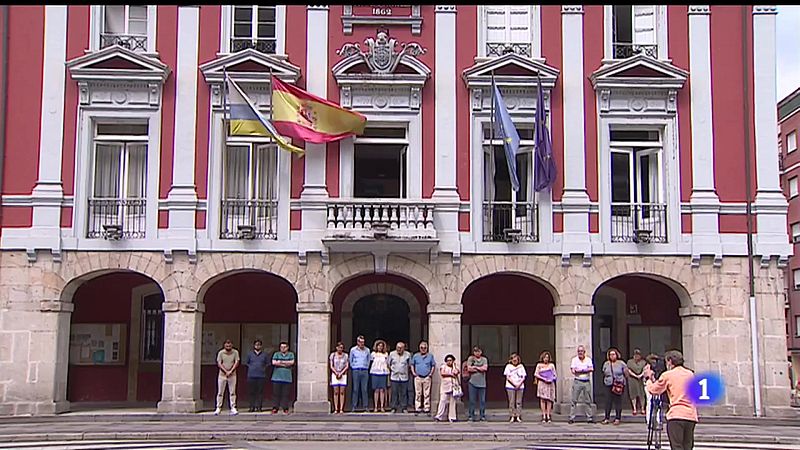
[503,352,527,423]
[534,351,557,423]
[434,354,461,422]
[602,347,629,425]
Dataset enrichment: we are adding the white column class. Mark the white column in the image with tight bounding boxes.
[158,302,204,413]
[165,6,200,253]
[30,5,68,257]
[688,6,722,264]
[300,6,330,253]
[294,302,332,412]
[560,6,591,264]
[427,304,462,407]
[432,5,460,259]
[752,6,790,264]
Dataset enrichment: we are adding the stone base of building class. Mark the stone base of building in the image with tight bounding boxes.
[157,400,201,414]
[293,400,331,413]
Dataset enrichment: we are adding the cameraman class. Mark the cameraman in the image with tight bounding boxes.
[644,350,698,450]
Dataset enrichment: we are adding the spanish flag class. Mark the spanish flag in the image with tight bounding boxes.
[271,76,367,144]
[225,74,305,155]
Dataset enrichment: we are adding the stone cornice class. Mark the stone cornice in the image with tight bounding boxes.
[688,5,711,15]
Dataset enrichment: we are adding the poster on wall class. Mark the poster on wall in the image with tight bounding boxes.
[201,323,241,365]
[242,323,290,357]
[69,324,127,365]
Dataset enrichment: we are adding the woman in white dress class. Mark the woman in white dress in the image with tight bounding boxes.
[329,341,349,414]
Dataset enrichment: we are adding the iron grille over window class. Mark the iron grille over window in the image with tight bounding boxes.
[141,294,164,362]
[231,5,276,54]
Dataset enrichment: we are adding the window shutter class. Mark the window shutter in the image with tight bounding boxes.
[128,6,148,36]
[507,6,530,44]
[485,6,508,44]
[632,5,656,45]
[103,6,126,35]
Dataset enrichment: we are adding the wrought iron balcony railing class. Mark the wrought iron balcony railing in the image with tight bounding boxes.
[482,201,539,242]
[486,42,532,58]
[610,202,667,243]
[326,200,435,239]
[230,38,276,54]
[220,199,279,240]
[100,33,148,52]
[613,43,658,59]
[87,198,147,239]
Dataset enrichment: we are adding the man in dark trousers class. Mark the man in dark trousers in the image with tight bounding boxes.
[243,339,270,412]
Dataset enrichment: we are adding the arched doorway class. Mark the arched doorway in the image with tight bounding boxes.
[591,275,683,408]
[199,271,298,410]
[352,294,410,346]
[461,273,556,406]
[66,271,164,407]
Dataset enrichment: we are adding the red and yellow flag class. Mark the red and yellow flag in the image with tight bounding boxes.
[271,76,367,144]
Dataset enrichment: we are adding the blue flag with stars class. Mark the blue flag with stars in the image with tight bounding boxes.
[492,81,520,192]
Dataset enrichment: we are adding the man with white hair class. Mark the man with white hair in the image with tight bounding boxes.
[568,345,594,424]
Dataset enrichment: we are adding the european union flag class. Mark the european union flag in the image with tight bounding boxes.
[492,82,520,192]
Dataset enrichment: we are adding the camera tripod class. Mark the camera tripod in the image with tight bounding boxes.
[646,396,664,450]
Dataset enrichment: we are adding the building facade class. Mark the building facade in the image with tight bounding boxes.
[0,5,793,416]
[779,86,800,405]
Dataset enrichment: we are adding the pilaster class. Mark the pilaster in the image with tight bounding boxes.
[752,5,790,265]
[30,5,69,259]
[300,6,330,257]
[432,5,460,259]
[165,6,201,257]
[427,304,462,406]
[560,6,591,264]
[294,302,332,412]
[553,304,594,414]
[688,6,722,264]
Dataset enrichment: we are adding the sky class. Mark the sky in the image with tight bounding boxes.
[777,6,800,101]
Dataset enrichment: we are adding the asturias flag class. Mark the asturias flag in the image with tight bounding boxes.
[271,75,367,144]
[225,74,305,155]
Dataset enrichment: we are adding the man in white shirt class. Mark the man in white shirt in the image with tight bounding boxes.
[568,345,594,424]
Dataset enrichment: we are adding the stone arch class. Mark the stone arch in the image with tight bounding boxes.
[195,267,299,305]
[56,252,168,303]
[457,255,565,306]
[191,253,303,304]
[589,269,695,310]
[327,253,442,304]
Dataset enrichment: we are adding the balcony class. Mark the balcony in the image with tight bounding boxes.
[482,201,539,242]
[486,42,532,58]
[613,43,658,59]
[230,38,276,54]
[100,33,148,52]
[324,200,437,252]
[610,202,667,243]
[220,199,278,240]
[87,198,146,239]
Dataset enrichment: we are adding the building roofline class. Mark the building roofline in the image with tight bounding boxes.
[779,86,800,121]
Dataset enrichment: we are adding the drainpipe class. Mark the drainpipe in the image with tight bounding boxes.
[741,5,763,418]
[0,6,8,230]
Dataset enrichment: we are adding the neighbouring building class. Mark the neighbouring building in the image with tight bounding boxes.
[0,5,792,416]
[779,85,800,405]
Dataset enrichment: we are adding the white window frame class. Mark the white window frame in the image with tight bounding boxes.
[482,125,537,216]
[351,126,409,199]
[793,223,800,243]
[477,5,540,59]
[89,5,158,54]
[795,315,800,337]
[204,109,292,247]
[603,5,668,61]
[91,126,148,200]
[220,5,286,55]
[609,134,664,206]
[340,115,421,200]
[790,176,799,198]
[70,112,161,250]
[222,138,279,202]
[598,118,680,252]
[794,269,800,290]
[788,130,797,154]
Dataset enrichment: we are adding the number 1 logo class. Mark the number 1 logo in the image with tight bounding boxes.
[687,372,724,405]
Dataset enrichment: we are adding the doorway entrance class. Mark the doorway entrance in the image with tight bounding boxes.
[352,294,410,347]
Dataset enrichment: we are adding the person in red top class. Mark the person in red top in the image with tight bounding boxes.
[644,350,698,450]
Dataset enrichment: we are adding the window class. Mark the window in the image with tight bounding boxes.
[791,177,799,198]
[141,293,164,362]
[789,131,797,154]
[353,127,408,199]
[796,316,800,337]
[793,223,800,243]
[231,5,277,54]
[482,125,538,242]
[220,141,279,239]
[483,6,533,57]
[609,129,667,243]
[612,5,657,59]
[101,5,149,52]
[794,269,800,290]
[87,123,148,239]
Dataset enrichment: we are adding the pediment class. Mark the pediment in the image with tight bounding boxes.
[462,53,560,89]
[591,54,688,90]
[199,48,301,85]
[66,45,169,83]
[332,29,431,88]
